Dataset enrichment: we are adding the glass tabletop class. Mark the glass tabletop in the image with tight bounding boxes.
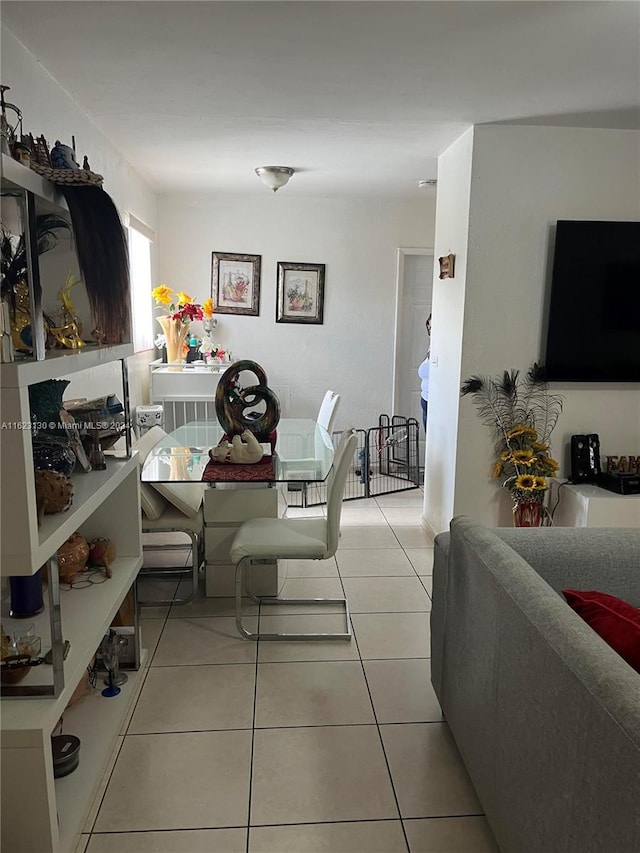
[140,418,335,483]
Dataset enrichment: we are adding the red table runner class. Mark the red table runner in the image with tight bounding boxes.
[202,455,276,482]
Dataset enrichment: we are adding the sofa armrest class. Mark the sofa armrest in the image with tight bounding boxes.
[430,532,450,701]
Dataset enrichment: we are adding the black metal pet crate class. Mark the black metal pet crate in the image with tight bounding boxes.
[287,414,421,507]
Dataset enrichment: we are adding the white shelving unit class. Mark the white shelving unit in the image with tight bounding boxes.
[1,159,144,852]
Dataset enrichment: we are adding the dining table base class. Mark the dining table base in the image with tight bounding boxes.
[203,484,287,597]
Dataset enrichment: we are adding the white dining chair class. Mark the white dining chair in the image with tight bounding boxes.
[133,427,205,606]
[289,389,341,506]
[229,429,357,640]
[317,389,341,435]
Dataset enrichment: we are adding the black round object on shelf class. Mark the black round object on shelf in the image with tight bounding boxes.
[51,734,81,778]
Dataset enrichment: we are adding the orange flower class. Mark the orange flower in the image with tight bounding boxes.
[202,297,214,318]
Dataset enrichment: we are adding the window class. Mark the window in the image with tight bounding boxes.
[126,214,154,352]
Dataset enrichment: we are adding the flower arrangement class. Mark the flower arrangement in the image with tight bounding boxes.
[152,285,203,323]
[461,364,563,522]
[151,285,203,363]
[199,338,226,361]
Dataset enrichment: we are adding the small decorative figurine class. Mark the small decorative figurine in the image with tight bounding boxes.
[50,140,80,170]
[88,538,116,578]
[51,273,85,348]
[211,430,264,464]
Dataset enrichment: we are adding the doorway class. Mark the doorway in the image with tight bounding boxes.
[392,248,434,471]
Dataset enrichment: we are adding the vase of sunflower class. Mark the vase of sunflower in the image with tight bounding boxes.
[152,285,203,365]
[461,364,563,526]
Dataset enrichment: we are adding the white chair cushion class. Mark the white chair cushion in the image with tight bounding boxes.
[153,480,204,518]
[140,483,169,521]
[230,517,328,563]
[133,426,167,464]
[142,504,204,534]
[133,426,205,519]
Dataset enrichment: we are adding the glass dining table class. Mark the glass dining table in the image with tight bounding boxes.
[140,418,335,597]
[140,418,334,484]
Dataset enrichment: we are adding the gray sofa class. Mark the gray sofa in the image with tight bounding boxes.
[431,517,640,853]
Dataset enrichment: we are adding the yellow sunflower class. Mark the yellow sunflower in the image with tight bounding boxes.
[500,449,513,461]
[532,442,549,452]
[534,476,548,490]
[515,474,536,490]
[506,425,538,440]
[492,462,503,479]
[538,456,560,474]
[513,449,535,465]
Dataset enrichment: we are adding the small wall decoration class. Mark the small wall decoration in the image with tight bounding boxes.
[605,455,640,475]
[212,251,261,316]
[276,261,325,324]
[438,253,455,279]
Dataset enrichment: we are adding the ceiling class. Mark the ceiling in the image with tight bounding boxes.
[2,1,639,198]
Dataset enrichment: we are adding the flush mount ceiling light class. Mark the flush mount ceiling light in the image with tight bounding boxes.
[255,166,295,193]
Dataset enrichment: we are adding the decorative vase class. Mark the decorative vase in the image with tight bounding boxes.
[28,379,70,435]
[513,501,545,528]
[157,316,189,365]
[9,569,44,618]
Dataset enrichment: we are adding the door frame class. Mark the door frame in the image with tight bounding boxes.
[392,247,434,414]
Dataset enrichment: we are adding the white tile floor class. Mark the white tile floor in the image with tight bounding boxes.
[81,491,500,853]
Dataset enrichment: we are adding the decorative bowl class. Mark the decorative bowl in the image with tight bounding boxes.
[33,435,76,477]
[1,654,32,684]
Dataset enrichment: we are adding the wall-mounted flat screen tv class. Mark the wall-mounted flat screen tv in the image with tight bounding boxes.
[544,220,640,382]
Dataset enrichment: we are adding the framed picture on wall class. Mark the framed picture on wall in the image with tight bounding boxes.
[212,251,261,316]
[276,261,325,324]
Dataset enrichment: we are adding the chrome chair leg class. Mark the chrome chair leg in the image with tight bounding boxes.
[234,557,351,641]
[139,528,202,606]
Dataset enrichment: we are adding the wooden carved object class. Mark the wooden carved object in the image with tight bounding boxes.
[35,470,73,522]
[56,532,90,584]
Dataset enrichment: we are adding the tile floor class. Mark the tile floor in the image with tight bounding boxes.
[78,490,500,853]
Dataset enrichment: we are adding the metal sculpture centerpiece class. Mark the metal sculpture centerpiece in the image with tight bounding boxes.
[214,360,280,440]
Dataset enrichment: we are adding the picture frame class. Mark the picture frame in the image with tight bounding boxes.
[211,251,261,316]
[276,262,325,325]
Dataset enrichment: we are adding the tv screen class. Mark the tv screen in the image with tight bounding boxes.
[544,220,640,382]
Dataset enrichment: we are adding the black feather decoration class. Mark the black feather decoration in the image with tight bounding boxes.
[60,185,130,345]
[460,376,484,396]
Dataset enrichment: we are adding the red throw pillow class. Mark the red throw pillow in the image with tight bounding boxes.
[563,589,640,673]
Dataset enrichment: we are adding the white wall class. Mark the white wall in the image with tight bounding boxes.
[428,124,640,533]
[424,128,474,535]
[158,194,435,431]
[1,26,158,408]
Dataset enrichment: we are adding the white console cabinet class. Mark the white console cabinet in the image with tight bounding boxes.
[552,483,640,528]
